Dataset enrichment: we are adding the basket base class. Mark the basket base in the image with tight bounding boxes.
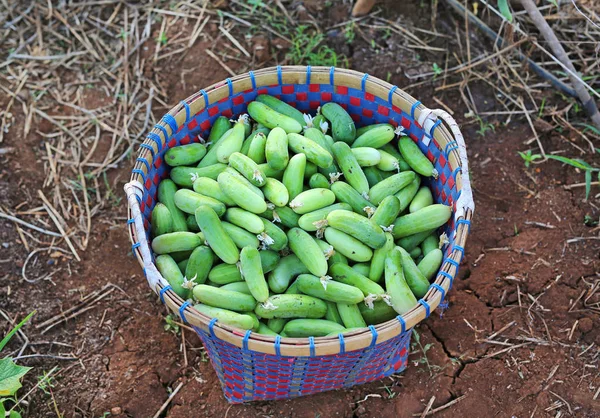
[195,326,412,403]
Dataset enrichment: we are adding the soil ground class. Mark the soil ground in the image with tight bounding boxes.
[1,1,599,417]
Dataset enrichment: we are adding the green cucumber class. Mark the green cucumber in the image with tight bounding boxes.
[384,247,418,314]
[222,221,260,249]
[165,143,207,167]
[248,101,303,133]
[224,208,265,234]
[185,245,214,284]
[156,254,189,299]
[352,124,395,148]
[174,189,226,216]
[326,210,386,249]
[330,181,376,215]
[397,229,436,252]
[152,231,201,254]
[240,246,269,302]
[331,141,369,195]
[395,175,421,212]
[308,173,330,189]
[151,203,173,237]
[324,227,373,262]
[268,254,310,294]
[255,94,306,126]
[352,263,371,277]
[337,303,367,328]
[193,284,256,311]
[195,205,239,264]
[398,136,438,178]
[409,186,434,213]
[325,301,344,326]
[329,263,385,296]
[170,164,227,187]
[297,203,352,232]
[282,153,306,201]
[158,179,188,232]
[417,248,443,281]
[368,171,416,205]
[287,227,328,277]
[220,281,251,295]
[208,263,242,284]
[259,217,288,251]
[369,232,394,283]
[265,127,289,170]
[282,319,345,337]
[359,300,397,325]
[296,274,364,304]
[287,133,334,168]
[421,233,439,256]
[194,303,254,330]
[321,102,356,144]
[371,195,401,228]
[261,206,300,229]
[218,168,267,214]
[192,177,236,206]
[262,177,289,207]
[392,204,452,238]
[255,294,328,319]
[289,188,336,215]
[228,152,267,187]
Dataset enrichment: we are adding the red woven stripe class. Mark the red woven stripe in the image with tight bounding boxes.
[321,92,332,101]
[232,95,244,105]
[282,85,294,94]
[350,96,360,106]
[365,92,375,101]
[208,106,219,117]
[296,92,307,101]
[154,156,162,169]
[336,85,348,95]
[377,105,389,116]
[187,119,198,130]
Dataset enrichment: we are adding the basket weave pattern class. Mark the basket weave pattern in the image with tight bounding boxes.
[125,66,473,403]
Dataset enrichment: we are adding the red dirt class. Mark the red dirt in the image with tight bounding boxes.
[1,1,598,417]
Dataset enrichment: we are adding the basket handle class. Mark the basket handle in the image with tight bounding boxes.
[426,109,475,221]
[124,181,165,293]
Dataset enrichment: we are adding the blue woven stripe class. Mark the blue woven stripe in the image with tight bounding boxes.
[451,166,461,179]
[429,119,441,137]
[396,315,406,333]
[127,218,134,224]
[361,73,369,91]
[447,258,460,269]
[200,89,209,107]
[208,317,218,338]
[338,333,345,354]
[457,219,471,232]
[131,169,146,182]
[368,325,378,347]
[329,66,335,84]
[439,270,454,288]
[309,336,315,357]
[430,283,446,300]
[274,335,281,356]
[243,329,251,351]
[306,65,312,84]
[136,157,150,172]
[155,123,169,140]
[135,194,141,205]
[163,115,178,133]
[454,245,465,261]
[276,65,282,85]
[249,71,256,90]
[139,143,155,157]
[131,242,140,252]
[226,78,233,96]
[388,85,397,104]
[445,141,458,157]
[159,285,171,304]
[418,299,431,317]
[180,100,191,122]
[179,300,191,324]
[410,101,421,120]
[147,132,162,151]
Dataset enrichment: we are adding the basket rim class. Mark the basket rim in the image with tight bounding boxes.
[125,65,474,357]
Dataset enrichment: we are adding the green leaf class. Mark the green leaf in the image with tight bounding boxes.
[0,400,5,417]
[10,410,22,418]
[585,169,592,200]
[0,358,32,397]
[545,155,591,170]
[498,0,513,22]
[0,311,35,352]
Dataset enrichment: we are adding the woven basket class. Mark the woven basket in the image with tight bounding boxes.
[124,66,474,403]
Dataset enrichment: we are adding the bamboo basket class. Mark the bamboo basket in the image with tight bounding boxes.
[124,66,474,403]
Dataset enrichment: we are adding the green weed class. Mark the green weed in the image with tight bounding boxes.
[344,22,356,44]
[164,314,181,335]
[432,63,443,77]
[475,115,495,136]
[287,26,348,67]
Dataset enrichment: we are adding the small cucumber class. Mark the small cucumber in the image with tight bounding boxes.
[193,284,256,311]
[218,169,267,214]
[265,127,289,170]
[255,294,328,319]
[224,208,265,234]
[330,181,376,215]
[371,195,401,228]
[380,144,411,172]
[321,102,356,144]
[165,143,207,167]
[208,263,242,284]
[177,259,189,274]
[368,171,416,205]
[240,246,269,302]
[262,177,289,207]
[185,245,214,284]
[409,186,434,213]
[248,101,303,133]
[288,227,329,277]
[174,189,226,216]
[261,206,300,229]
[267,318,287,333]
[151,203,173,237]
[384,247,418,314]
[421,233,440,256]
[369,232,394,283]
[325,301,344,326]
[255,94,306,126]
[376,150,400,172]
[222,221,260,249]
[288,133,334,168]
[228,152,267,187]
[337,303,367,328]
[195,205,239,264]
[309,173,330,189]
[352,123,395,148]
[282,153,306,201]
[244,311,260,331]
[260,250,280,274]
[329,263,385,296]
[324,227,373,262]
[152,231,201,254]
[199,128,232,168]
[192,177,236,206]
[395,175,421,212]
[282,319,345,337]
[296,274,364,304]
[289,188,336,215]
[259,217,288,251]
[267,254,311,293]
[326,210,386,249]
[363,166,385,188]
[351,147,381,167]
[352,263,371,277]
[208,116,233,143]
[398,136,438,178]
[156,254,189,299]
[303,127,333,153]
[417,248,443,281]
[186,215,200,232]
[158,179,188,232]
[359,300,397,325]
[258,163,284,180]
[170,250,194,262]
[304,161,319,180]
[170,163,227,187]
[257,322,279,336]
[194,303,254,330]
[409,247,422,259]
[297,203,352,232]
[220,281,251,295]
[331,141,369,195]
[246,131,268,163]
[397,229,436,252]
[392,204,452,238]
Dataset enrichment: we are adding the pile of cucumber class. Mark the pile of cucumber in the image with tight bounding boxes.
[149,95,451,338]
